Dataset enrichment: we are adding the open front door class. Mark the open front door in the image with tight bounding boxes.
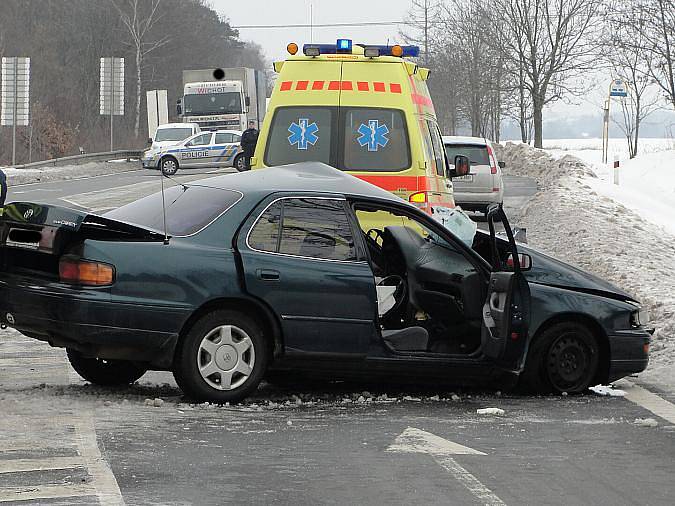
[481,205,531,372]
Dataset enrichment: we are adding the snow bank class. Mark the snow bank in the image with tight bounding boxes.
[495,142,675,389]
[1,161,139,186]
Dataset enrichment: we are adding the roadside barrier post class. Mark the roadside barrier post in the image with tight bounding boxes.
[613,156,620,185]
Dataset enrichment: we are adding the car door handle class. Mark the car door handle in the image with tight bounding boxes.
[256,269,280,281]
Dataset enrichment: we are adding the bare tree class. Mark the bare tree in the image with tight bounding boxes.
[603,4,661,158]
[111,0,170,139]
[492,0,602,147]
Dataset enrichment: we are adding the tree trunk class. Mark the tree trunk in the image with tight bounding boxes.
[134,47,141,139]
[532,93,543,149]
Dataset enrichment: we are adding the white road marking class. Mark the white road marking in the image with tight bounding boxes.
[72,414,126,506]
[0,484,96,503]
[620,380,675,425]
[387,427,505,505]
[0,457,83,474]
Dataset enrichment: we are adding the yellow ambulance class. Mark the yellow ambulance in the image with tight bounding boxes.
[251,39,473,239]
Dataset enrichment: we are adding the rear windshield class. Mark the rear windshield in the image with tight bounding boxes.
[106,185,241,236]
[155,128,194,142]
[264,106,410,172]
[444,144,490,166]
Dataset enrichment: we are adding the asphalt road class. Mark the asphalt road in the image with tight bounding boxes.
[2,166,674,505]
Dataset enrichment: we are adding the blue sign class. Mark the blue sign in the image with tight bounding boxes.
[288,118,319,150]
[357,120,390,152]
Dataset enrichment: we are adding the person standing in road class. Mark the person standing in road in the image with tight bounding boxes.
[0,169,7,210]
[240,120,259,171]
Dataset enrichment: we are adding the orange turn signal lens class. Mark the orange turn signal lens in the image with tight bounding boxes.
[59,257,115,286]
[391,45,404,57]
[287,42,299,55]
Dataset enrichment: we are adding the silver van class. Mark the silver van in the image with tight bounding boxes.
[443,136,504,212]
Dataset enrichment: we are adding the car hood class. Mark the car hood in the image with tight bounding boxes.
[519,244,636,302]
[151,140,183,150]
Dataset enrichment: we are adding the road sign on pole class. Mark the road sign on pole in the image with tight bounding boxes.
[602,78,630,164]
[100,57,124,151]
[609,78,627,98]
[1,57,31,166]
[146,89,169,140]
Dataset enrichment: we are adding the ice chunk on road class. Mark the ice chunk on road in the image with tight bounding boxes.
[634,417,658,427]
[589,385,626,397]
[477,407,505,416]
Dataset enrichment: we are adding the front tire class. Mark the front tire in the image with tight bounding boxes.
[160,156,178,176]
[173,310,268,403]
[67,349,147,386]
[521,322,600,394]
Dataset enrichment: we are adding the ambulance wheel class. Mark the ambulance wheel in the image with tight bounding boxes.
[160,156,179,176]
[234,154,247,172]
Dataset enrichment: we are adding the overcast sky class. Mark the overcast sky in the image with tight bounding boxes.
[211,0,412,62]
[209,0,674,136]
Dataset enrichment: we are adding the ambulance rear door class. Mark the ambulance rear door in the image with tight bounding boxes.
[261,60,341,168]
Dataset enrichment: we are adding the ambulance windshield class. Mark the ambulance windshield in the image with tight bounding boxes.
[264,106,410,172]
[184,92,242,115]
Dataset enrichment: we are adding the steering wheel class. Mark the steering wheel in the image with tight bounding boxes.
[377,274,407,319]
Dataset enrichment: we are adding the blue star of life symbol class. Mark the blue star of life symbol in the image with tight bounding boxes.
[288,118,319,150]
[357,120,389,152]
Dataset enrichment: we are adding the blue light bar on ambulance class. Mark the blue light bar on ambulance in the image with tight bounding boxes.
[363,45,420,58]
[336,38,352,52]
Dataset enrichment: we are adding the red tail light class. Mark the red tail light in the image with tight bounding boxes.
[486,145,498,174]
[59,257,115,286]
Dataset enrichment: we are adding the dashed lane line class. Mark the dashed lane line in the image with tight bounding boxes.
[0,484,97,503]
[0,457,84,474]
[621,380,675,425]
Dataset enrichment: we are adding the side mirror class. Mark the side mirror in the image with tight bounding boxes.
[506,253,532,271]
[147,138,153,145]
[498,161,506,169]
[446,154,470,178]
[176,98,182,116]
[245,96,251,106]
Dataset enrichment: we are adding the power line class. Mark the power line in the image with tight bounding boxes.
[232,21,408,29]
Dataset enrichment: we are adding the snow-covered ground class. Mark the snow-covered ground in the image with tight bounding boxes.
[543,138,675,237]
[1,160,139,186]
[496,142,675,391]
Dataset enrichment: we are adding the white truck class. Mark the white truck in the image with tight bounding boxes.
[177,68,267,132]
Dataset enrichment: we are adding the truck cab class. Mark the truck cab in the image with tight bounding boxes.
[252,40,473,240]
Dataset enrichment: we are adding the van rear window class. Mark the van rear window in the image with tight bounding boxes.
[264,107,333,166]
[342,108,410,172]
[444,144,490,166]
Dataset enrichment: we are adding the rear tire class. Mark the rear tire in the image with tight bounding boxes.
[160,156,178,176]
[234,154,247,172]
[66,349,147,386]
[173,310,268,403]
[521,322,600,394]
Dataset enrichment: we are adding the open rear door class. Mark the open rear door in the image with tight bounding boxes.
[481,205,531,373]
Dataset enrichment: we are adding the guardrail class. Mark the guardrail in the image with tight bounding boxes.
[7,149,144,170]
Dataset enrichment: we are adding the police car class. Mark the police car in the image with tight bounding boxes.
[142,129,245,175]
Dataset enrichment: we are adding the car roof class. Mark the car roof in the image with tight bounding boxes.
[194,162,402,202]
[214,130,242,135]
[442,135,491,146]
[157,123,198,129]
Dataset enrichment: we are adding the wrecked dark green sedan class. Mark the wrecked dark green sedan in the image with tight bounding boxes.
[0,163,652,402]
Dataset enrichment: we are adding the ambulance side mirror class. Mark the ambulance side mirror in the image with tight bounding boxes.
[176,98,182,116]
[447,155,470,178]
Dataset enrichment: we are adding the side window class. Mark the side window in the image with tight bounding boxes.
[248,198,356,261]
[215,133,233,144]
[264,107,334,166]
[186,133,212,146]
[248,201,281,252]
[233,134,241,143]
[426,121,446,177]
[279,199,356,261]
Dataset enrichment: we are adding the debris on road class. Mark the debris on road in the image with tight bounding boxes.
[634,418,659,428]
[477,407,505,416]
[589,385,627,397]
